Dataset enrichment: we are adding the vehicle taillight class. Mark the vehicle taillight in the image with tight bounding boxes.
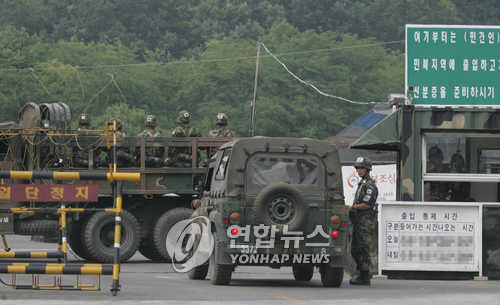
[230,212,240,222]
[331,230,339,239]
[331,215,341,224]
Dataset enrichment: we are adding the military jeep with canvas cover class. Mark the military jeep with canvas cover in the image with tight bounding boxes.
[189,137,349,286]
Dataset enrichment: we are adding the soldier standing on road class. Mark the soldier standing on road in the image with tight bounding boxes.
[349,156,378,286]
[137,114,163,167]
[208,113,236,137]
[166,110,201,167]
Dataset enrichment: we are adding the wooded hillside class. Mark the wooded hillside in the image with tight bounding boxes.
[0,0,494,137]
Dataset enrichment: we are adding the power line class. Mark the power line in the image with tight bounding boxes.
[0,40,404,72]
[260,43,382,105]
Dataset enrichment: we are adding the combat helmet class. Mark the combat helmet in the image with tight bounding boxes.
[215,113,228,126]
[450,151,465,173]
[79,113,90,127]
[428,146,443,161]
[108,118,123,131]
[354,156,372,171]
[145,114,157,128]
[177,110,191,124]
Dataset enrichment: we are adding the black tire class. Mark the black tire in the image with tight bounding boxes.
[187,219,209,280]
[292,264,314,282]
[254,183,306,232]
[209,233,232,285]
[137,214,164,261]
[320,265,344,287]
[188,264,209,280]
[83,210,140,263]
[152,208,193,262]
[14,219,59,236]
[68,216,92,260]
[138,237,164,261]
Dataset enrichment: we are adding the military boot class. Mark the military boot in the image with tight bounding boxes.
[349,270,370,285]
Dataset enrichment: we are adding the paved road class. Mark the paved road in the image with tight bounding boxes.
[0,236,498,305]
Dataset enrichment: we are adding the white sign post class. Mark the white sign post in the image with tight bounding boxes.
[342,164,397,205]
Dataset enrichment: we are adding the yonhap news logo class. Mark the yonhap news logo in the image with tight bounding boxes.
[167,220,338,272]
[166,216,214,273]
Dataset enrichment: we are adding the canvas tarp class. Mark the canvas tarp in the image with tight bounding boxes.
[350,109,401,151]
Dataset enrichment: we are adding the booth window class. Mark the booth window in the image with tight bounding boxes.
[423,181,499,202]
[424,134,500,174]
[479,149,500,174]
[423,133,500,202]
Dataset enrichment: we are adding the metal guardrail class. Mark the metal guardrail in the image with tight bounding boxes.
[0,122,140,295]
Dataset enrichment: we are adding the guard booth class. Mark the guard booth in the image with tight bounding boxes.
[350,24,500,280]
[352,105,500,279]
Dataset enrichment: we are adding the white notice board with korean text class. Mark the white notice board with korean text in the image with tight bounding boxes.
[379,201,481,273]
[342,164,397,205]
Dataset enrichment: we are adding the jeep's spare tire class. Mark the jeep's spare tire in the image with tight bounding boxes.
[254,183,306,232]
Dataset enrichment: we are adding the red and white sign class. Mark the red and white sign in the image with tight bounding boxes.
[341,164,397,205]
[0,184,98,202]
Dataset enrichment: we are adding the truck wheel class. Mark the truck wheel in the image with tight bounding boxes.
[136,214,164,261]
[319,265,344,287]
[152,208,193,262]
[209,233,232,285]
[254,183,306,232]
[187,264,209,280]
[292,264,314,281]
[138,237,164,261]
[83,210,140,263]
[68,216,92,260]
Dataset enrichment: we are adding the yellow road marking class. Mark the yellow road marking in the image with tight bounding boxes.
[276,295,312,303]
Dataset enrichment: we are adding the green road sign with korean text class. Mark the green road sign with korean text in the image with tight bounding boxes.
[406,25,500,106]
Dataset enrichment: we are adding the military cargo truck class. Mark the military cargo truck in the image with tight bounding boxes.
[188,137,350,286]
[0,102,231,263]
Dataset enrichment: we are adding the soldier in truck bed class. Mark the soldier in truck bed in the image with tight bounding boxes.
[137,114,163,167]
[165,110,200,167]
[97,118,135,167]
[73,113,92,168]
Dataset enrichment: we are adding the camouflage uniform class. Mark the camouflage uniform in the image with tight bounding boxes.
[208,113,235,138]
[166,111,200,167]
[207,113,235,159]
[426,146,450,200]
[350,157,378,285]
[73,113,92,168]
[137,115,163,167]
[208,127,235,137]
[100,119,136,167]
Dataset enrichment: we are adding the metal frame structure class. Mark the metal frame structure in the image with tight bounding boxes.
[0,121,140,295]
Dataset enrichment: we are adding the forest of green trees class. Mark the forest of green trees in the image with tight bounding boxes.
[0,0,497,137]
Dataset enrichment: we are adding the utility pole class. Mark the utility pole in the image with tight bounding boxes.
[249,41,261,137]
